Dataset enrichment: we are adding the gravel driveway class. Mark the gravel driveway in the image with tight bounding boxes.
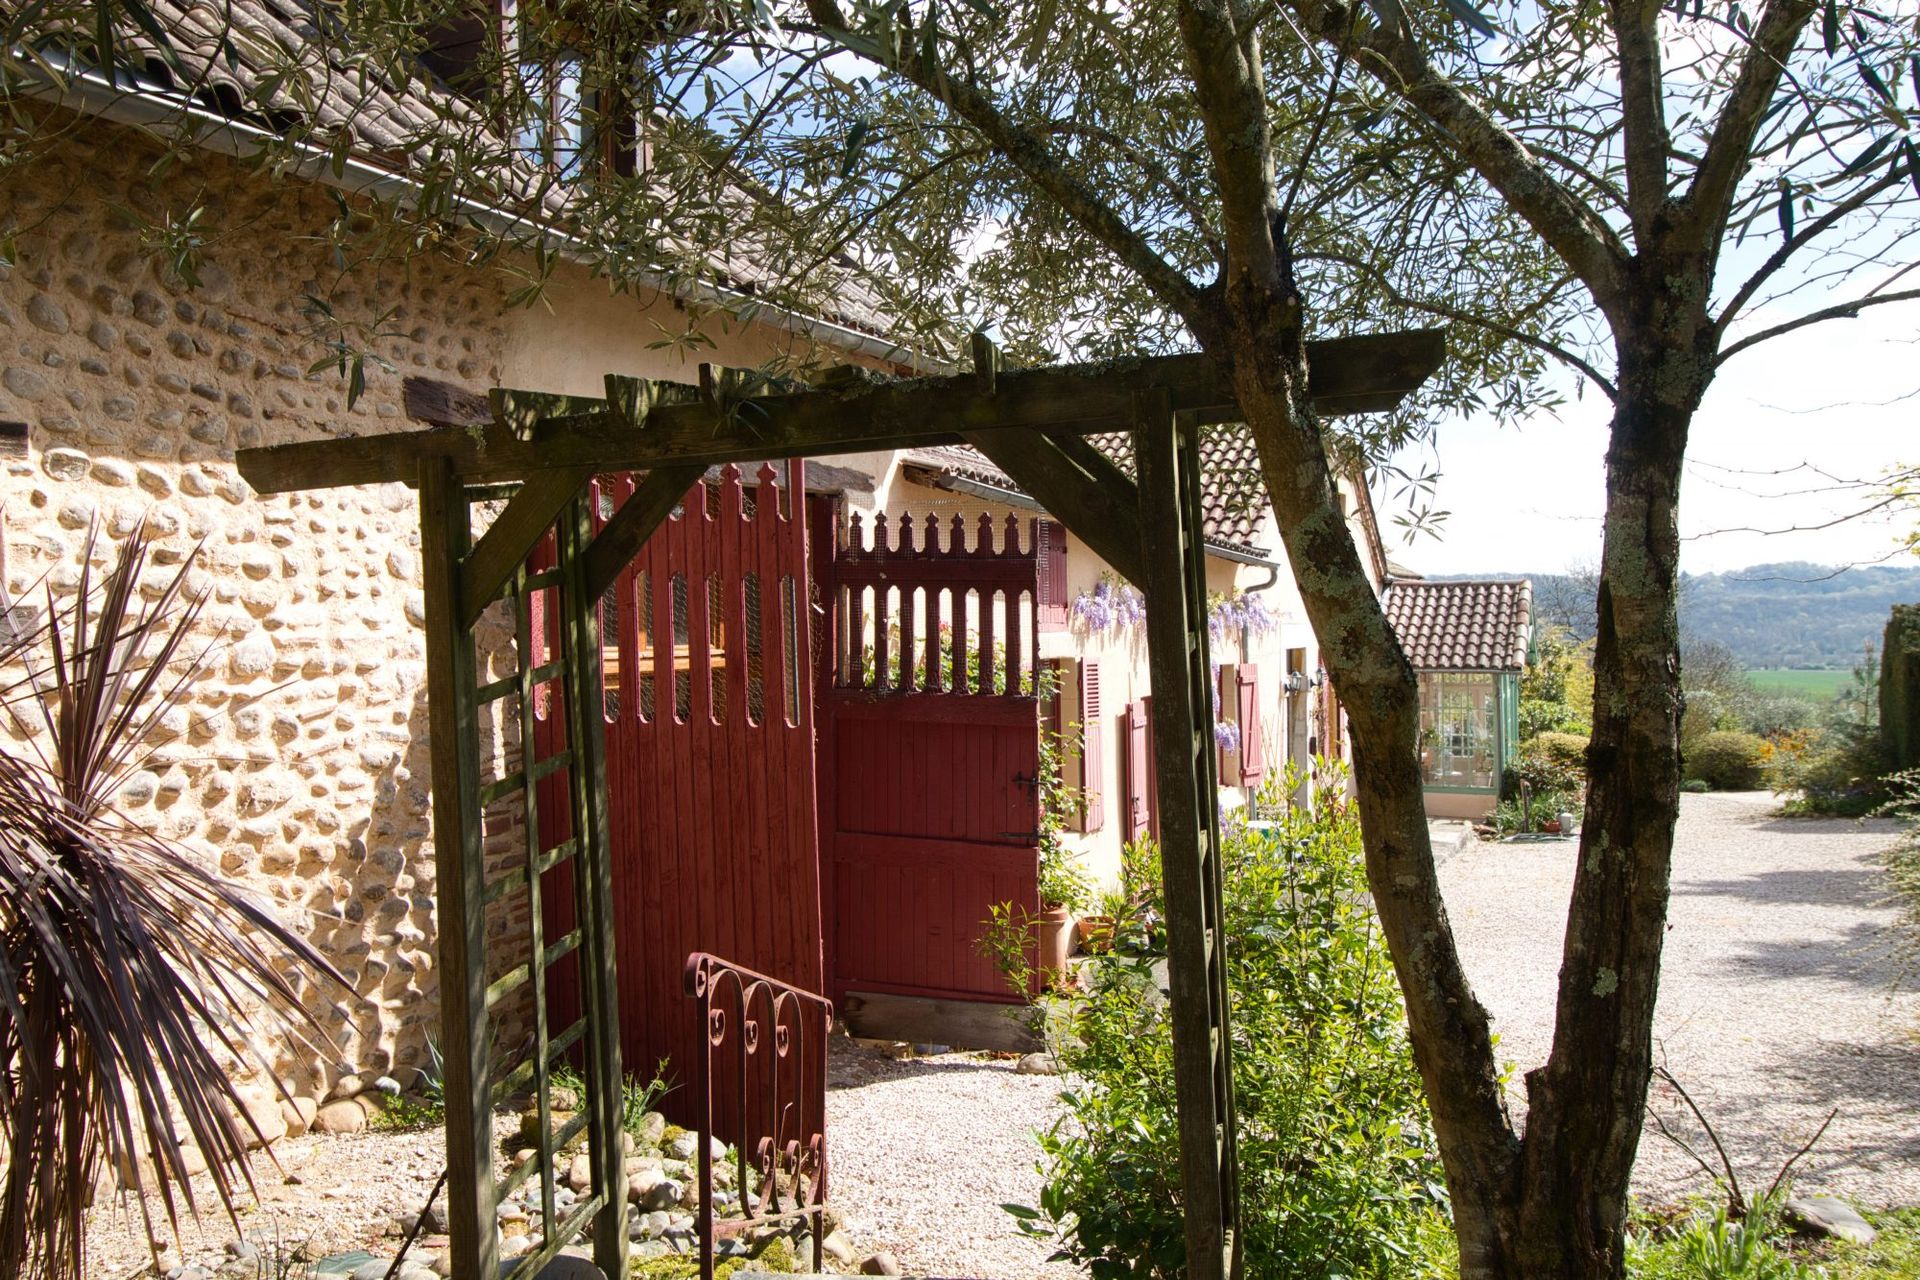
[1443,790,1920,1208]
[826,1041,1078,1280]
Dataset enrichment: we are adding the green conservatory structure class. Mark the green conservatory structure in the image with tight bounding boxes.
[1383,578,1533,821]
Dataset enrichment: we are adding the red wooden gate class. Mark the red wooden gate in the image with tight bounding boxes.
[536,463,823,1130]
[820,511,1043,1010]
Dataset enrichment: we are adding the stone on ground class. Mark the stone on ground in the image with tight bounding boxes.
[311,1099,368,1135]
[1784,1195,1876,1244]
[860,1251,903,1275]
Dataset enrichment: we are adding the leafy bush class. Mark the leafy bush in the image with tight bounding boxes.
[1014,763,1447,1279]
[1681,779,1712,794]
[1686,731,1769,791]
[1509,732,1589,793]
[1519,624,1594,738]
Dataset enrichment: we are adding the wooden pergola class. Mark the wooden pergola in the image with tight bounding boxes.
[235,328,1444,1280]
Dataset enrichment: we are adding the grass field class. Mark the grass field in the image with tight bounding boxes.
[1748,668,1852,698]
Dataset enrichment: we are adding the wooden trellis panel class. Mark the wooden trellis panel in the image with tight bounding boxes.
[417,459,628,1280]
[1135,394,1242,1280]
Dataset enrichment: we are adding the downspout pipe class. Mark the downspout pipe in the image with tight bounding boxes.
[12,50,953,373]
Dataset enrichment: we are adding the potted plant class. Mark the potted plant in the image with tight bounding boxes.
[1034,717,1090,979]
[1036,832,1091,978]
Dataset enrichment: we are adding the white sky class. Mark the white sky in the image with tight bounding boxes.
[1384,303,1920,576]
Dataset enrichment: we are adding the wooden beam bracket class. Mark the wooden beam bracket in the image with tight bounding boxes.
[961,428,1145,587]
[459,465,595,629]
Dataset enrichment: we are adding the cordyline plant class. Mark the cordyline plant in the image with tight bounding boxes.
[0,524,344,1280]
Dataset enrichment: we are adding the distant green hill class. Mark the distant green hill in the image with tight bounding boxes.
[1436,562,1920,670]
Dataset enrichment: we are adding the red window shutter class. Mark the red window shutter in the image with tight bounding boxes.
[1078,660,1105,833]
[1143,695,1159,841]
[1037,520,1069,629]
[1237,663,1265,784]
[1125,698,1150,842]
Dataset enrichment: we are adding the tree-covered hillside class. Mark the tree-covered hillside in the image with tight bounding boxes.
[1451,563,1920,670]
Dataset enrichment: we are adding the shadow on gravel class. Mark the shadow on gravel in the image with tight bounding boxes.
[1675,863,1888,910]
[827,1054,1022,1093]
[1750,815,1901,836]
[1709,918,1910,991]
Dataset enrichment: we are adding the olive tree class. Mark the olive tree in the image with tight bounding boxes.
[700,1,1920,1274]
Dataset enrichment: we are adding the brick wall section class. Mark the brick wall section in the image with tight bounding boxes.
[0,120,541,1099]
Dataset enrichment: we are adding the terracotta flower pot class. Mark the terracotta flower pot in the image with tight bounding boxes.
[1075,914,1115,954]
[1036,906,1074,980]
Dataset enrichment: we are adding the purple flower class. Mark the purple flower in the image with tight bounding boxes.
[1072,576,1145,637]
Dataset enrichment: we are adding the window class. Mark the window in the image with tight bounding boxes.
[513,48,591,180]
[1417,672,1498,790]
[423,1,643,182]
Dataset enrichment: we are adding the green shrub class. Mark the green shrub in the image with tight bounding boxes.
[1681,779,1712,794]
[1686,731,1768,791]
[1505,732,1589,804]
[1014,763,1447,1279]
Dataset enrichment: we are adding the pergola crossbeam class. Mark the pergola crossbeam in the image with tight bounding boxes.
[235,331,1444,495]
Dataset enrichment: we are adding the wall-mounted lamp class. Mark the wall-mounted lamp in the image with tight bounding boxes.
[1283,670,1308,694]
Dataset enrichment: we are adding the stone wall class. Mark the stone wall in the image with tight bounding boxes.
[0,118,544,1103]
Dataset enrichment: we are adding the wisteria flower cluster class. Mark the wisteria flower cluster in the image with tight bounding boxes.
[1208,590,1280,644]
[1213,719,1242,753]
[1070,575,1146,637]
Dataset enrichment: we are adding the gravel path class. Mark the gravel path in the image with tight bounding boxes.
[826,1040,1078,1280]
[1443,790,1920,1208]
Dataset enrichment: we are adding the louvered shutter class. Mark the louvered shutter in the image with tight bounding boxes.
[1125,698,1151,842]
[1078,660,1105,833]
[1237,663,1265,784]
[1143,695,1160,841]
[1036,520,1069,629]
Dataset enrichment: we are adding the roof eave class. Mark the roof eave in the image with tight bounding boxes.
[19,49,954,374]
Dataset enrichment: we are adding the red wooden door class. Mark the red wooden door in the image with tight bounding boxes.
[817,508,1044,1008]
[824,693,1040,1004]
[536,463,823,1129]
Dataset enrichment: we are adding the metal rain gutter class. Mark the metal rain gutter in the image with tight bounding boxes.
[13,51,952,373]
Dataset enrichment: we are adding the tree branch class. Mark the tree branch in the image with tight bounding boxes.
[1611,0,1675,239]
[1306,251,1619,397]
[1281,0,1633,318]
[1714,167,1909,337]
[1029,120,1223,245]
[1178,0,1283,302]
[1678,0,1819,251]
[1716,286,1920,364]
[799,0,1209,329]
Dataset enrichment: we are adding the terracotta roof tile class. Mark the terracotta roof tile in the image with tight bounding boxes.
[1383,579,1532,671]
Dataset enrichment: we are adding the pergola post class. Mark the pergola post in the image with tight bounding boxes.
[555,490,632,1274]
[415,458,630,1280]
[1134,391,1242,1280]
[417,456,502,1280]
